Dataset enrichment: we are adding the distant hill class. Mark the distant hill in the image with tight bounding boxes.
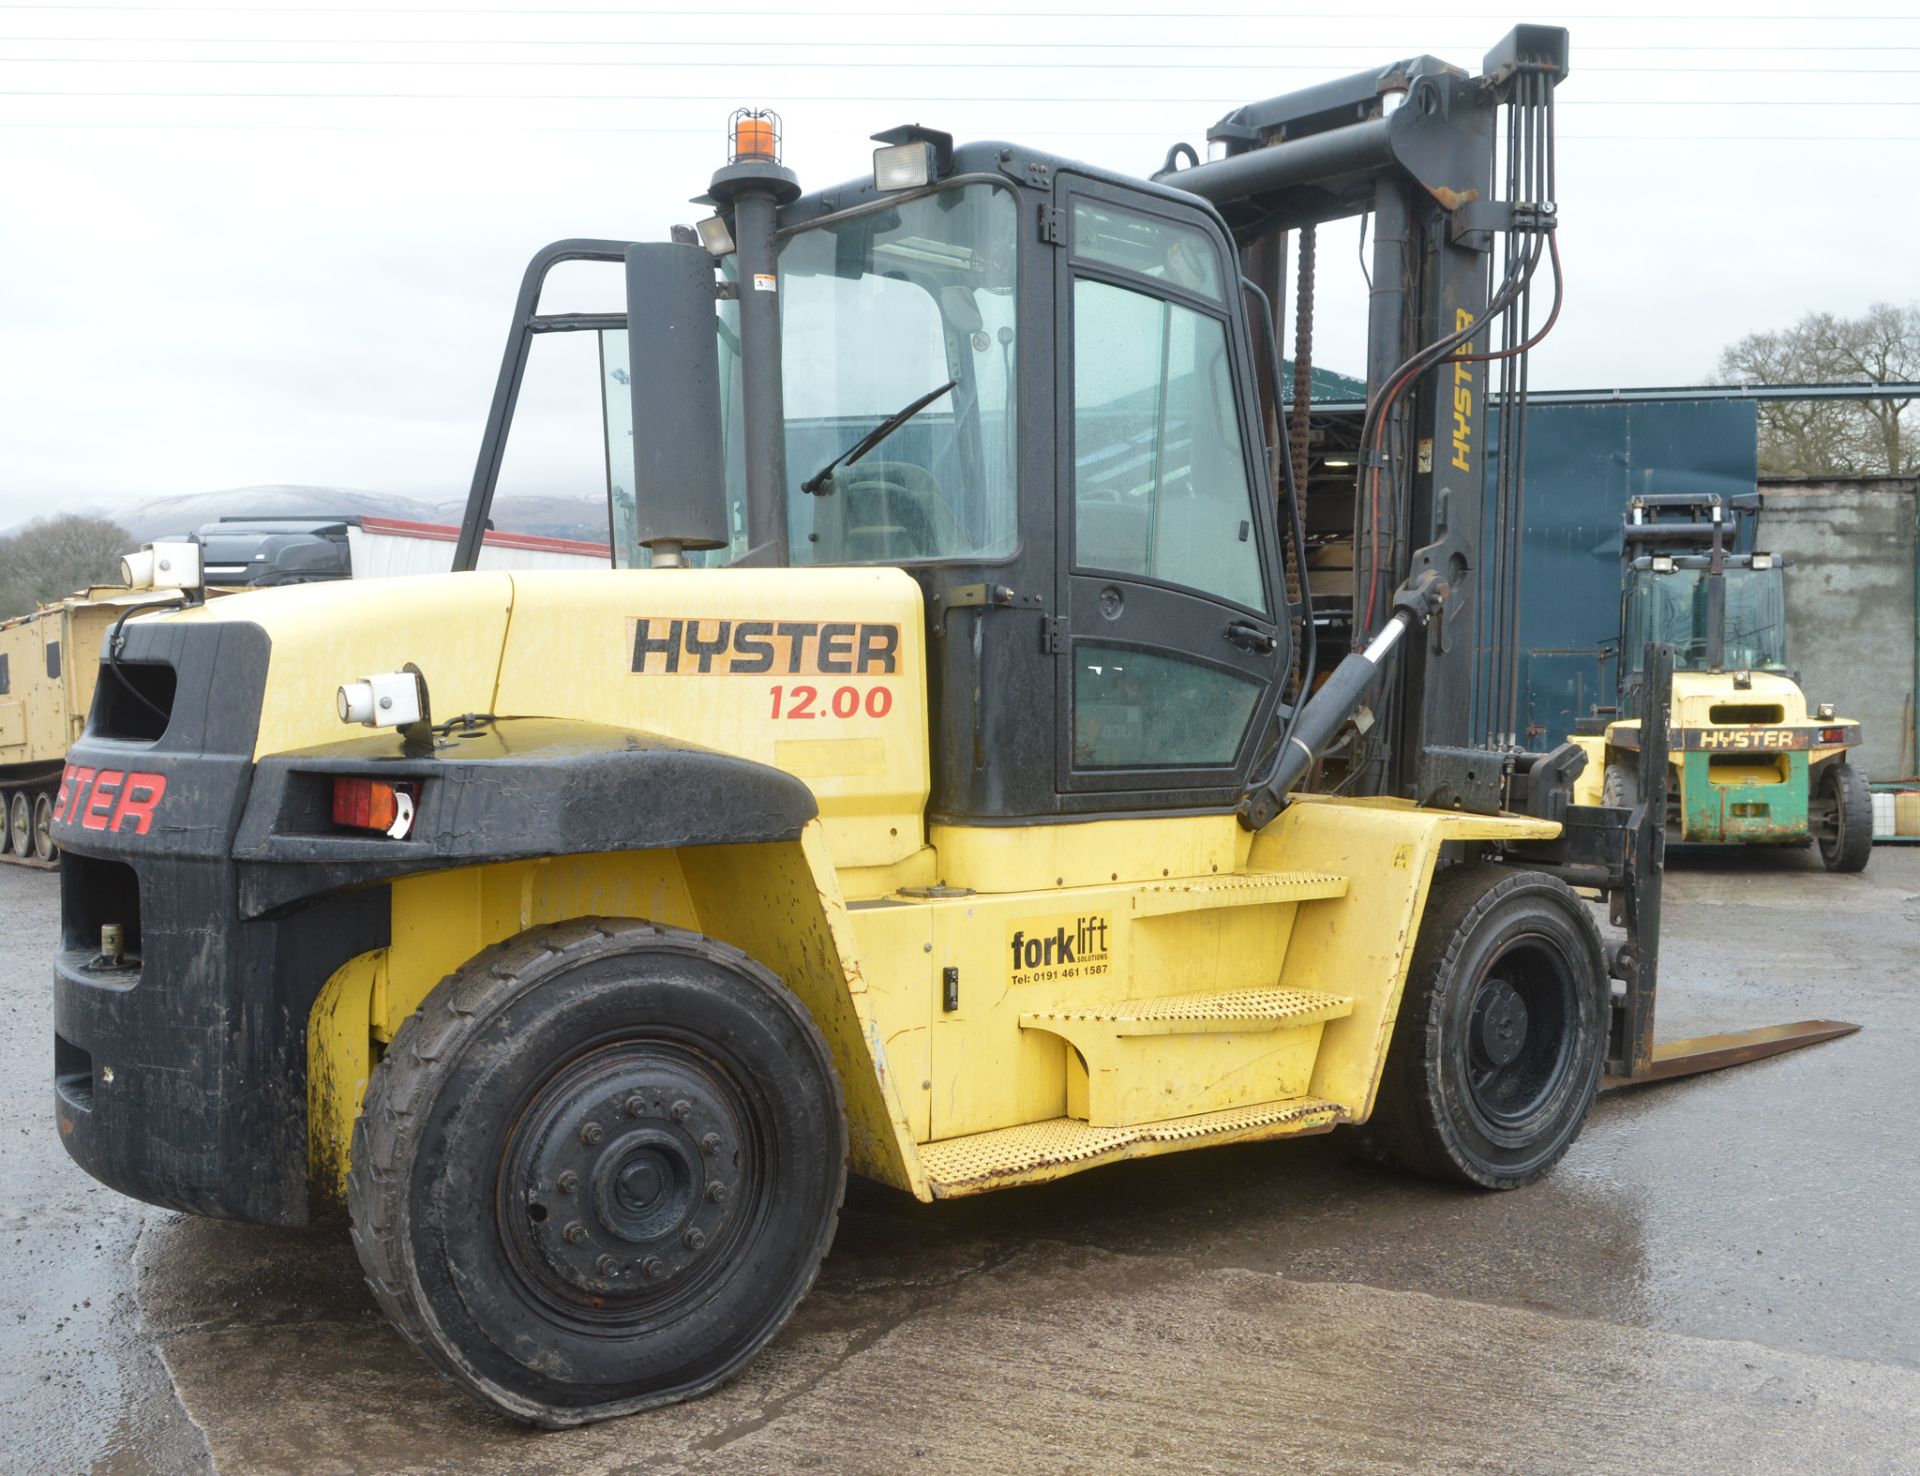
[109,485,606,545]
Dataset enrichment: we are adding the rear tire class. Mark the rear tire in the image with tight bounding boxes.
[347,917,847,1427]
[1816,761,1872,873]
[1350,866,1608,1189]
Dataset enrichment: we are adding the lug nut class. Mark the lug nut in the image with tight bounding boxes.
[642,1257,666,1279]
[699,1132,722,1156]
[624,1093,647,1117]
[684,1228,706,1251]
[706,1181,728,1204]
[596,1255,621,1277]
[563,1222,588,1245]
[580,1121,603,1145]
[556,1170,578,1194]
[670,1099,692,1123]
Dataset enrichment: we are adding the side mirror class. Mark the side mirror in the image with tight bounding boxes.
[625,241,729,566]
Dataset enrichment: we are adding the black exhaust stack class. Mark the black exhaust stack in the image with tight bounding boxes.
[624,242,730,567]
[705,110,801,568]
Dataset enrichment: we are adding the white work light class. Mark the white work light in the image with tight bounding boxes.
[694,214,735,258]
[873,140,935,192]
[120,540,203,593]
[1751,553,1773,569]
[336,670,425,729]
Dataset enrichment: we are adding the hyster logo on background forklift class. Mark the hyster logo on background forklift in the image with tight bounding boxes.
[1570,493,1872,871]
[50,26,1855,1427]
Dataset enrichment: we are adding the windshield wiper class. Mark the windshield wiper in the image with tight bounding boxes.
[800,379,956,496]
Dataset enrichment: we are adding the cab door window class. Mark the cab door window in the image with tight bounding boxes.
[1072,276,1265,613]
[1058,189,1281,792]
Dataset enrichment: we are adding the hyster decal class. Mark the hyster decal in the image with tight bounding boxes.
[1450,306,1475,473]
[1008,913,1113,988]
[52,764,167,836]
[1696,727,1809,751]
[628,617,900,676]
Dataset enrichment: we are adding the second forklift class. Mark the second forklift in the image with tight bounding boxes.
[1572,493,1872,871]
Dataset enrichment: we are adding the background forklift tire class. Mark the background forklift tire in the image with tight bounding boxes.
[1349,866,1607,1190]
[1816,761,1872,874]
[1600,762,1639,811]
[347,917,847,1427]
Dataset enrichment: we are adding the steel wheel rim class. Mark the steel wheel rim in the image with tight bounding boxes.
[495,1035,765,1336]
[1458,932,1577,1136]
[8,793,28,855]
[32,793,55,861]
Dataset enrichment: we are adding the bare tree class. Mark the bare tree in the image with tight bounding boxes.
[0,514,134,618]
[1717,302,1918,477]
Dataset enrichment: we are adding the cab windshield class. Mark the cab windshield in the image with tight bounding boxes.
[601,181,1019,567]
[1625,565,1788,672]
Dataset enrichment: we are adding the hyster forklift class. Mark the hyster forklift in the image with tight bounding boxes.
[52,27,1853,1426]
[1571,493,1872,870]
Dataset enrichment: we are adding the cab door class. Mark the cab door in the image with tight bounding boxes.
[1053,178,1286,806]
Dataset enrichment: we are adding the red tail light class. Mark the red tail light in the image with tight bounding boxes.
[331,778,415,837]
[1819,727,1845,745]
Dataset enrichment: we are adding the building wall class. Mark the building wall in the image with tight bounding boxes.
[1757,477,1918,780]
[1505,399,1759,748]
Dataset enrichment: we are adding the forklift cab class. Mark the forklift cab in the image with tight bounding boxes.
[1619,554,1788,717]
[576,144,1296,826]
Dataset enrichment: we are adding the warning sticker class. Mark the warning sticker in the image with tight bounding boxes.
[753,272,777,293]
[1007,912,1113,988]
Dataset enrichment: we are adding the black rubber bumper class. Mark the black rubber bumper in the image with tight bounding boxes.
[50,617,389,1226]
[54,848,387,1226]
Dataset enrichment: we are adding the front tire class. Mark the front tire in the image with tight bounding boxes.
[347,918,847,1427]
[1815,761,1872,873]
[1352,866,1608,1189]
[1600,761,1639,811]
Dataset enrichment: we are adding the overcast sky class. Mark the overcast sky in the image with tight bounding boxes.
[3,0,1916,531]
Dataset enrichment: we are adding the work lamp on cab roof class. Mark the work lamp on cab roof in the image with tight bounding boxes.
[872,139,934,191]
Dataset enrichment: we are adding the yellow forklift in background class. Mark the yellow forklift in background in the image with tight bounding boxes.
[52,27,1851,1427]
[1571,493,1872,870]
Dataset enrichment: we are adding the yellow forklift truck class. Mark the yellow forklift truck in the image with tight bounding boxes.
[1571,493,1872,870]
[51,28,1850,1426]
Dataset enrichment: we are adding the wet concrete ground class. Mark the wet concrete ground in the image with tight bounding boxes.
[4,848,1918,1474]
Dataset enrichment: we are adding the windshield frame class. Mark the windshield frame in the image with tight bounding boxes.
[767,172,1025,571]
[1624,562,1789,673]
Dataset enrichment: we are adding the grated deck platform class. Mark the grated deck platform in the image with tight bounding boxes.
[920,1097,1349,1196]
[1022,986,1352,1038]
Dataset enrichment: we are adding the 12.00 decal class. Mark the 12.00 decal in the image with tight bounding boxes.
[769,684,892,720]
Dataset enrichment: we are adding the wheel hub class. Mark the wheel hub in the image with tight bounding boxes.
[1470,977,1530,1069]
[507,1051,741,1306]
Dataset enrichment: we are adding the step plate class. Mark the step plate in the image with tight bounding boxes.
[920,1098,1349,1197]
[1022,986,1353,1038]
[1130,869,1348,918]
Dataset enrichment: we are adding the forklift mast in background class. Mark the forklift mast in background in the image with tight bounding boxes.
[1160,25,1567,816]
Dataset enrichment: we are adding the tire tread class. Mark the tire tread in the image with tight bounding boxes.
[345,916,847,1423]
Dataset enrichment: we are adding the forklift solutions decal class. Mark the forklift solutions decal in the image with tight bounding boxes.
[1008,913,1113,988]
